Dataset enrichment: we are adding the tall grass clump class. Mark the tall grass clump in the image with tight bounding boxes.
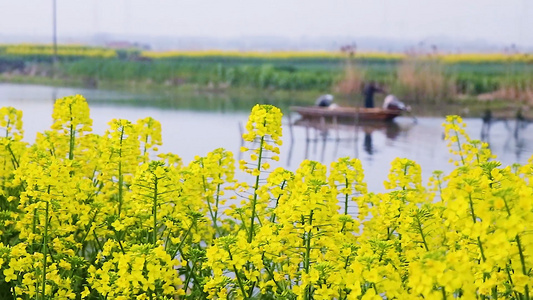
[493,62,533,104]
[335,54,366,97]
[396,54,455,103]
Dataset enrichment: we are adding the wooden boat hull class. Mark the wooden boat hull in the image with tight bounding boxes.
[290,106,402,122]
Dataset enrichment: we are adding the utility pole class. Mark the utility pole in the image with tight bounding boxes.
[52,0,58,77]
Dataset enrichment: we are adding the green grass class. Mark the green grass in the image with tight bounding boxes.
[1,52,533,107]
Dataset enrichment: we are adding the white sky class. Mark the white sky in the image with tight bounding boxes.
[0,0,531,46]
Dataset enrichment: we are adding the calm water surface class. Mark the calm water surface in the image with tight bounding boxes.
[1,83,532,192]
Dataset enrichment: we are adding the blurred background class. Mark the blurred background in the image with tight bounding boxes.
[1,0,532,190]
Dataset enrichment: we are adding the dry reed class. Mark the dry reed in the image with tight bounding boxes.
[336,57,365,96]
[396,55,455,103]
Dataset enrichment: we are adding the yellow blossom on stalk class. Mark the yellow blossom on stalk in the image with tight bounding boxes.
[0,107,27,243]
[0,106,24,141]
[269,160,353,298]
[135,117,162,160]
[257,167,294,222]
[126,161,181,244]
[51,95,92,135]
[233,104,285,249]
[329,157,367,217]
[157,152,183,168]
[1,243,82,299]
[0,107,27,175]
[242,104,282,143]
[383,157,424,193]
[443,115,469,165]
[50,95,92,160]
[14,147,91,243]
[240,104,283,174]
[186,148,236,238]
[204,232,264,299]
[88,243,184,298]
[97,118,140,218]
[427,170,446,202]
[443,115,494,166]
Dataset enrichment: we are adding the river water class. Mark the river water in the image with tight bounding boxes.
[1,83,532,192]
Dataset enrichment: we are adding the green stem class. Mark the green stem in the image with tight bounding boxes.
[41,201,50,300]
[152,175,158,246]
[238,210,250,238]
[117,126,125,217]
[92,231,103,253]
[5,119,9,138]
[467,193,486,261]
[248,134,265,243]
[177,248,206,298]
[436,176,444,202]
[6,144,19,169]
[183,261,194,295]
[112,227,126,255]
[304,210,314,300]
[501,196,528,298]
[68,103,76,161]
[269,180,286,223]
[344,177,349,215]
[214,181,221,223]
[143,135,148,157]
[263,259,284,294]
[415,213,429,251]
[452,120,466,165]
[79,209,99,255]
[477,237,486,262]
[506,261,521,300]
[31,207,37,253]
[372,283,379,298]
[227,249,249,299]
[402,164,409,191]
[203,174,220,235]
[69,123,75,160]
[171,221,195,259]
[516,235,530,300]
[116,238,126,255]
[304,211,314,273]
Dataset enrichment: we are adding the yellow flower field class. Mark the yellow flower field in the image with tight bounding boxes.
[140,50,404,61]
[0,96,532,299]
[0,44,117,58]
[2,44,532,64]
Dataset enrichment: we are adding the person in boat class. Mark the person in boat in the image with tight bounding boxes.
[315,94,338,108]
[382,94,410,111]
[363,81,386,108]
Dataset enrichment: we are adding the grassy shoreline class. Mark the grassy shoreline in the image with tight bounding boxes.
[1,73,529,120]
[2,49,533,104]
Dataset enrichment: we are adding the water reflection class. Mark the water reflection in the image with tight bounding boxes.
[287,116,406,166]
[480,108,533,162]
[3,83,533,193]
[363,133,373,155]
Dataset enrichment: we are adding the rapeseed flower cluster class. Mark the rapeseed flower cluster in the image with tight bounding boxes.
[2,44,117,58]
[141,49,533,64]
[0,96,533,299]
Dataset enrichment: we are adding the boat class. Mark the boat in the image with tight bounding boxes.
[290,106,402,122]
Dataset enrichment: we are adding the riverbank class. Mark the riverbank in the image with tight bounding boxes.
[0,72,322,103]
[2,45,533,108]
[2,73,530,122]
